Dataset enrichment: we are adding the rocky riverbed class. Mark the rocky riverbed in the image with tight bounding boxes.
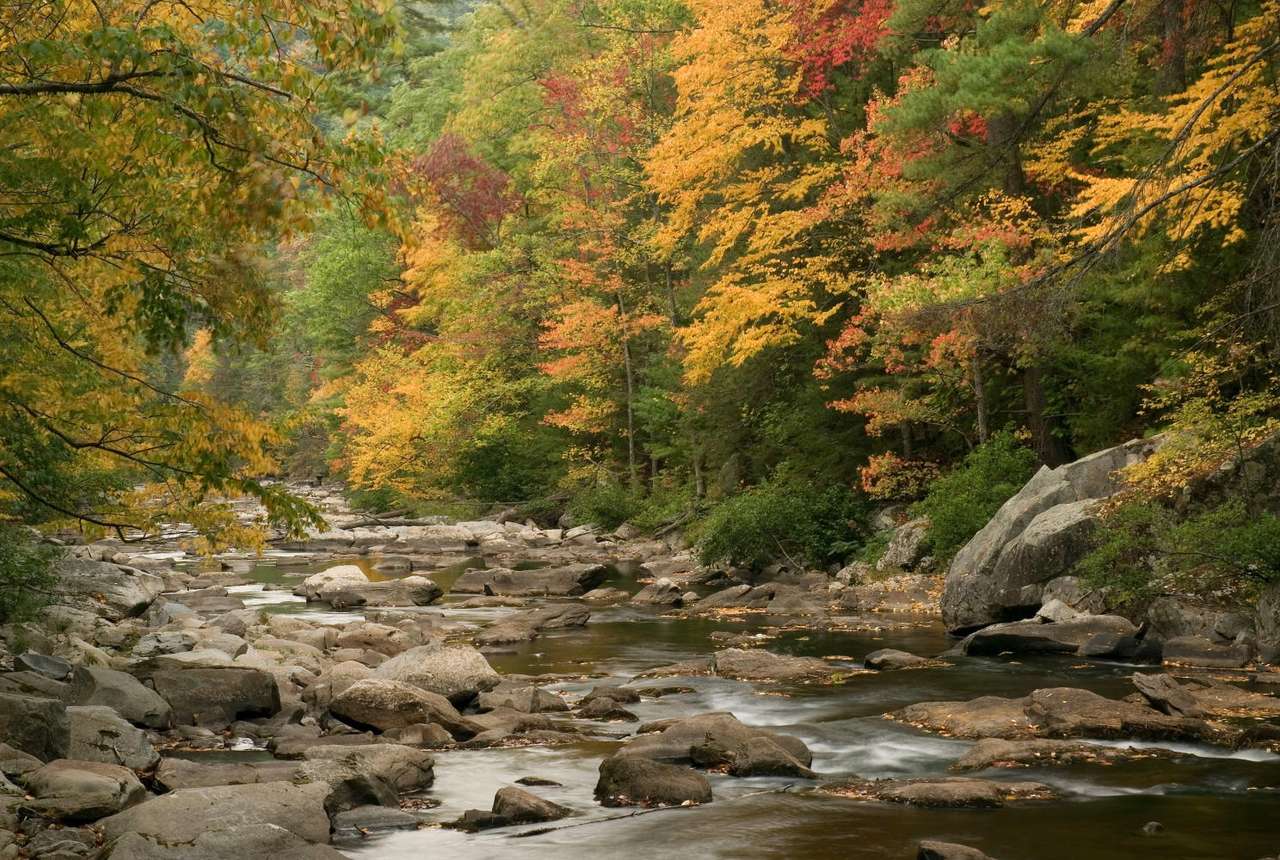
[1,485,1278,860]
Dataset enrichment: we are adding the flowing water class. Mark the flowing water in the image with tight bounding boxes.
[219,553,1280,860]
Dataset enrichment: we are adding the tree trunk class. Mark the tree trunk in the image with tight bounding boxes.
[616,294,639,489]
[1022,365,1068,466]
[986,111,1027,196]
[692,443,706,499]
[972,353,990,445]
[1155,0,1187,95]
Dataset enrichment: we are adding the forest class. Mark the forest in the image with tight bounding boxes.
[1,1,1279,859]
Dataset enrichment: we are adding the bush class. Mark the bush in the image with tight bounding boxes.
[0,523,62,624]
[694,482,868,570]
[1079,498,1280,607]
[913,432,1037,562]
[567,483,638,530]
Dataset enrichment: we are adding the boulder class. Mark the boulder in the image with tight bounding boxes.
[455,786,571,830]
[145,666,280,727]
[334,622,417,657]
[594,755,712,807]
[579,685,641,706]
[54,560,164,621]
[941,438,1156,633]
[296,565,368,600]
[101,824,346,859]
[1162,635,1253,668]
[581,587,630,604]
[893,686,1227,744]
[578,697,638,721]
[963,615,1137,657]
[300,744,434,793]
[477,686,568,714]
[952,737,1178,771]
[15,653,73,682]
[67,705,159,770]
[630,578,684,607]
[0,693,69,761]
[332,806,421,839]
[1132,673,1205,717]
[324,576,443,609]
[711,648,837,683]
[618,712,814,778]
[67,667,172,730]
[450,563,608,597]
[876,517,931,572]
[475,603,591,646]
[98,782,332,846]
[0,743,43,779]
[329,679,480,739]
[373,643,499,706]
[823,776,1052,807]
[301,661,373,711]
[918,841,998,860]
[863,649,934,670]
[21,759,148,823]
[155,757,300,791]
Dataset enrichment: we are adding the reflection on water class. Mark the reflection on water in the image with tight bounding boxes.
[223,553,1280,860]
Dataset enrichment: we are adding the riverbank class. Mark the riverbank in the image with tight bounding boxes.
[0,485,1278,860]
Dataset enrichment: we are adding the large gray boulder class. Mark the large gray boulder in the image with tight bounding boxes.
[942,438,1157,633]
[594,756,712,807]
[98,782,332,846]
[145,666,281,727]
[324,576,443,609]
[68,666,172,729]
[68,705,159,770]
[54,559,164,621]
[373,643,499,705]
[619,712,813,778]
[450,563,608,597]
[100,824,346,859]
[877,517,931,572]
[0,693,69,761]
[155,757,300,791]
[329,679,480,739]
[21,759,148,822]
[295,565,368,601]
[963,614,1137,657]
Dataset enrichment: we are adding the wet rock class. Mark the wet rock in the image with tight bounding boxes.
[300,744,434,794]
[1140,821,1164,836]
[332,805,421,838]
[694,585,754,611]
[578,697,638,721]
[154,758,299,790]
[15,654,73,682]
[894,687,1229,744]
[711,648,838,683]
[0,694,69,761]
[0,743,43,779]
[381,723,454,747]
[863,649,935,670]
[581,587,630,604]
[373,643,500,706]
[98,782,333,848]
[822,776,1052,807]
[67,667,172,730]
[618,712,814,778]
[477,686,569,714]
[475,604,591,647]
[515,776,562,787]
[144,666,280,727]
[630,578,684,607]
[963,615,1137,657]
[1162,635,1253,668]
[580,685,642,706]
[1132,673,1205,717]
[451,563,608,597]
[67,706,158,771]
[53,560,164,621]
[21,759,148,823]
[324,576,443,610]
[952,738,1178,771]
[594,755,712,807]
[917,841,998,860]
[329,679,480,739]
[100,823,346,859]
[493,785,570,823]
[941,439,1156,633]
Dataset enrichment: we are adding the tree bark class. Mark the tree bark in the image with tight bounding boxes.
[1155,0,1187,95]
[986,111,1027,196]
[972,353,990,445]
[616,294,639,489]
[1022,365,1069,466]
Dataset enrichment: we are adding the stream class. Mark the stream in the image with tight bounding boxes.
[203,551,1280,860]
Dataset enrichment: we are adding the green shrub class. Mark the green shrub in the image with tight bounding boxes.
[1079,498,1280,607]
[913,432,1037,561]
[694,482,868,570]
[567,483,638,530]
[0,523,62,624]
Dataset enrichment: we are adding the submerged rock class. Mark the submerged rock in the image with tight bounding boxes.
[917,841,999,860]
[863,649,938,670]
[453,786,571,830]
[710,648,839,683]
[820,776,1053,807]
[952,738,1180,771]
[617,712,814,778]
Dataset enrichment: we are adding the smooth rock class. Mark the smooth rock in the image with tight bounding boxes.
[594,755,712,807]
